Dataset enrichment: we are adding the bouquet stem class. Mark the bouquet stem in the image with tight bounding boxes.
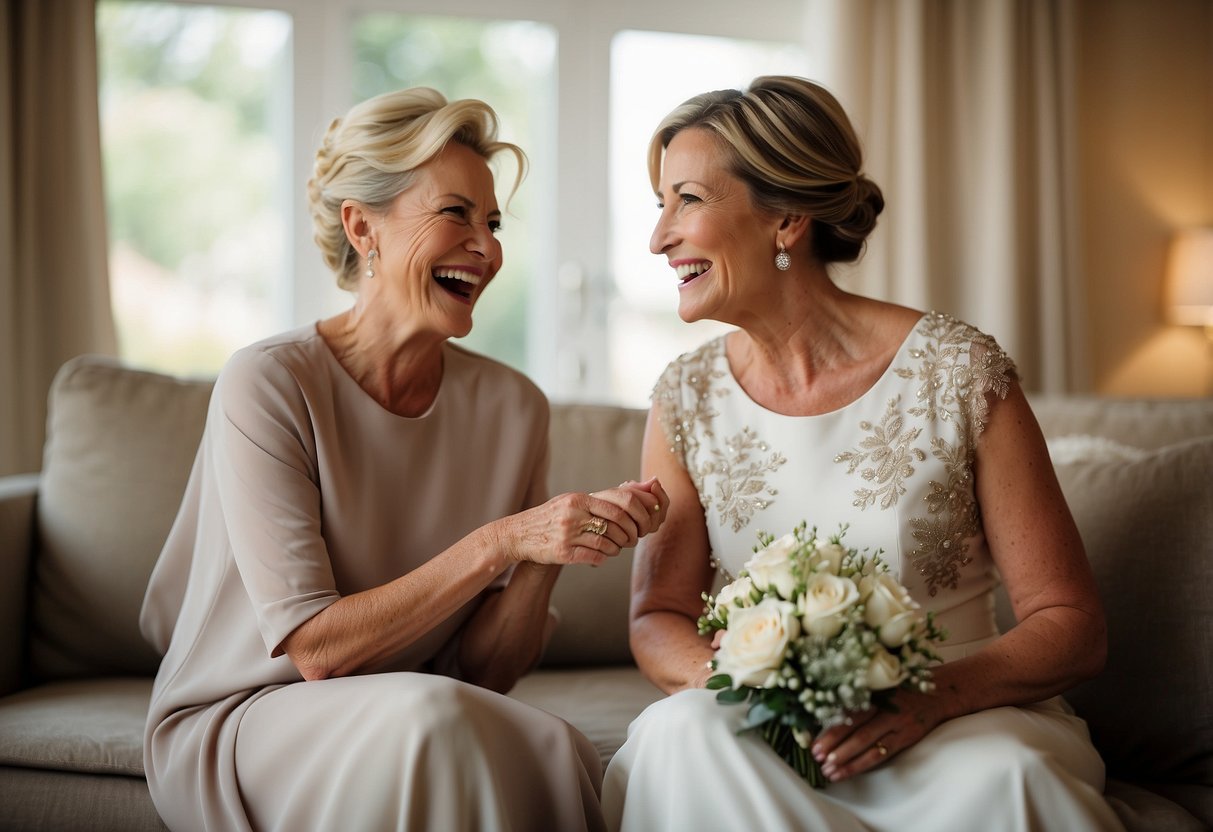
[760,722,826,788]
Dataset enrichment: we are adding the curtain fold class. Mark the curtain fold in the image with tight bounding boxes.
[1,0,117,476]
[804,0,1088,392]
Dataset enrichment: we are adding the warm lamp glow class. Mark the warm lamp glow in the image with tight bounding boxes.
[1166,229,1213,326]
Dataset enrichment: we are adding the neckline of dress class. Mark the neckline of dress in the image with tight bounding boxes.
[310,321,449,422]
[717,312,928,420]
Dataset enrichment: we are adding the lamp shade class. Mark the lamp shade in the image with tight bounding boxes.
[1166,229,1213,326]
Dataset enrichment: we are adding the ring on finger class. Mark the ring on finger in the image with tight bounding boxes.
[874,740,889,757]
[581,516,608,536]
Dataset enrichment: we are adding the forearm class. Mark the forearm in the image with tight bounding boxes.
[458,562,562,692]
[929,604,1107,721]
[631,611,715,694]
[280,525,507,680]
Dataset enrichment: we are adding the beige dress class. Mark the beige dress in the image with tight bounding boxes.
[603,313,1124,831]
[140,325,604,832]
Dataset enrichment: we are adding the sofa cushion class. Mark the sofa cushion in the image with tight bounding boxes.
[0,678,150,776]
[0,766,167,832]
[509,666,664,767]
[31,356,213,679]
[1041,437,1213,801]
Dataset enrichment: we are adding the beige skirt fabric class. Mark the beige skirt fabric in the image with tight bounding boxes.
[603,688,1124,832]
[150,673,605,832]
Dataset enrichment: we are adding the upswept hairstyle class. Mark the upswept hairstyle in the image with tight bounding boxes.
[307,87,527,289]
[648,76,883,265]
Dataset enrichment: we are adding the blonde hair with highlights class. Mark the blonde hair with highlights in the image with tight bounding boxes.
[307,87,527,289]
[647,76,883,265]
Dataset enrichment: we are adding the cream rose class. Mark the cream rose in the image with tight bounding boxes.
[744,533,800,600]
[876,609,925,647]
[865,645,907,690]
[811,542,847,575]
[714,599,800,689]
[861,572,917,629]
[861,573,927,646]
[799,573,860,638]
[713,575,757,619]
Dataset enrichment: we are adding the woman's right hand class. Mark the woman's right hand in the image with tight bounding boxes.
[497,478,668,567]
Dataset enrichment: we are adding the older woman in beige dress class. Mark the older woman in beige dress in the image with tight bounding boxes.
[140,87,668,832]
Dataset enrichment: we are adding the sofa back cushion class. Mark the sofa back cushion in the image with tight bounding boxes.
[31,356,213,680]
[543,403,647,666]
[996,435,1213,792]
[1061,436,1213,790]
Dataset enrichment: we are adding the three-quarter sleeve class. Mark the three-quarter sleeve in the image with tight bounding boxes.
[211,348,340,656]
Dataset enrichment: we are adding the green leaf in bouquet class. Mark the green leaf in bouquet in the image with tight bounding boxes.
[705,673,733,690]
[715,686,750,704]
[739,701,779,731]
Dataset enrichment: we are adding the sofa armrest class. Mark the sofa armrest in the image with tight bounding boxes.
[0,474,39,696]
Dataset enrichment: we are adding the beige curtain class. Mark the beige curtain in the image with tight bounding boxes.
[804,0,1089,392]
[0,0,116,476]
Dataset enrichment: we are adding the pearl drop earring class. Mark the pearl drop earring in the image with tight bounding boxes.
[365,249,377,279]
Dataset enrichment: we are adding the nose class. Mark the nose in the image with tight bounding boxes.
[650,205,675,255]
[465,221,499,261]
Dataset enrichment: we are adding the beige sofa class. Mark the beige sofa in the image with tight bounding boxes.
[1,354,1210,831]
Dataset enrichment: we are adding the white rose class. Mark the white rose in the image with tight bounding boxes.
[877,609,925,647]
[812,542,847,575]
[861,572,917,629]
[744,533,800,600]
[865,645,907,690]
[799,573,860,638]
[714,599,800,689]
[713,575,757,618]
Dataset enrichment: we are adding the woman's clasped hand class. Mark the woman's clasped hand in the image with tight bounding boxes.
[500,479,669,567]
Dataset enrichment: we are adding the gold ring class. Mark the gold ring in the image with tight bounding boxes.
[875,741,888,757]
[582,516,608,536]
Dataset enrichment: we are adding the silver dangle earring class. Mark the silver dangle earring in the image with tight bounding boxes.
[365,248,377,279]
[775,244,791,271]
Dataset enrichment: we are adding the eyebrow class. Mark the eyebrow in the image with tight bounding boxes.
[441,193,501,217]
[672,180,706,193]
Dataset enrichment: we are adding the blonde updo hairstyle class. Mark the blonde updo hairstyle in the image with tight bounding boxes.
[648,76,883,265]
[308,87,526,290]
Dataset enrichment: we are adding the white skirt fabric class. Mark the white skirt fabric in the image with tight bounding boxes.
[603,689,1124,832]
[221,673,604,832]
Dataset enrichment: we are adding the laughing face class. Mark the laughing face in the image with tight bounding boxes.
[650,128,784,325]
[369,141,503,339]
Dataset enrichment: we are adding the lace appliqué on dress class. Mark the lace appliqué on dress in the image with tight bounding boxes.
[834,396,927,510]
[699,427,787,533]
[652,337,787,535]
[839,312,1017,596]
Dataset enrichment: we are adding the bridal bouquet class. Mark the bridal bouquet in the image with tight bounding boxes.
[698,522,945,787]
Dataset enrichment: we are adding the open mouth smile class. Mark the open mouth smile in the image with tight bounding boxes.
[673,259,713,287]
[432,266,482,305]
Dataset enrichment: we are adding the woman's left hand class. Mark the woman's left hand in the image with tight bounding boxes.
[810,686,951,782]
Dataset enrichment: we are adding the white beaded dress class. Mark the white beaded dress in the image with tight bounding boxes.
[602,312,1123,832]
[140,325,604,832]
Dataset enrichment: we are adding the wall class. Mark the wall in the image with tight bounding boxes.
[1077,0,1213,396]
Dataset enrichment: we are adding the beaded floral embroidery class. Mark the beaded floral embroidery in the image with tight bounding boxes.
[653,338,786,533]
[839,312,1017,595]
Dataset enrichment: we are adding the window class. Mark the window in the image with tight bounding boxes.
[97,0,812,400]
[97,1,290,375]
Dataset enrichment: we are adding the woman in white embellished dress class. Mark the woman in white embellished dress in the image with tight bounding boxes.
[602,76,1123,831]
